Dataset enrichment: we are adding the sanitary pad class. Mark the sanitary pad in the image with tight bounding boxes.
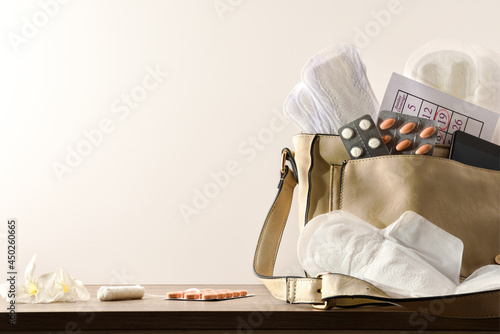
[284,44,380,134]
[298,210,500,298]
[405,40,500,113]
[283,83,329,133]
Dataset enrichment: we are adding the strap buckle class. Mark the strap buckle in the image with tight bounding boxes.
[312,272,336,310]
[280,150,288,175]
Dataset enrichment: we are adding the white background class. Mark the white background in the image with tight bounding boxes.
[0,0,498,284]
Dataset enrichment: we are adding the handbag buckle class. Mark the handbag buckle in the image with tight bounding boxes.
[312,272,336,310]
[280,150,287,175]
[312,298,336,310]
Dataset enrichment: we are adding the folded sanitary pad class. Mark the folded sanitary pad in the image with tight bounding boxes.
[405,40,500,113]
[298,210,500,298]
[284,44,380,134]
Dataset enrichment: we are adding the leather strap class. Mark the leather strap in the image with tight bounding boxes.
[253,150,500,318]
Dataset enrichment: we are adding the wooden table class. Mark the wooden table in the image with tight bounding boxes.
[0,285,498,333]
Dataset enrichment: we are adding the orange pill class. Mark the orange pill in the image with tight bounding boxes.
[219,289,230,292]
[214,291,227,299]
[396,139,412,151]
[400,122,416,134]
[166,291,183,299]
[199,289,214,293]
[382,135,391,144]
[420,126,436,138]
[379,118,396,130]
[232,291,241,298]
[202,293,218,300]
[239,290,248,297]
[415,144,432,155]
[185,293,201,300]
[225,292,234,298]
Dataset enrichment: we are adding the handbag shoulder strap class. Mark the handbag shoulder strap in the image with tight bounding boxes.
[253,149,500,318]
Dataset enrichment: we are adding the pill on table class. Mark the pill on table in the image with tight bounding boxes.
[368,137,381,149]
[400,122,416,134]
[185,293,201,300]
[396,139,412,151]
[239,290,248,296]
[341,127,354,139]
[225,291,234,298]
[214,291,227,299]
[420,126,436,138]
[359,119,372,130]
[166,291,183,299]
[202,293,218,300]
[379,118,396,130]
[415,144,432,155]
[232,291,241,298]
[350,146,363,158]
[382,135,391,144]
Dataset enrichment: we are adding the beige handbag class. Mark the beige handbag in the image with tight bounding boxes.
[254,134,500,318]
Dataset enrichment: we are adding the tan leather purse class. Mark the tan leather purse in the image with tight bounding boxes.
[254,134,500,318]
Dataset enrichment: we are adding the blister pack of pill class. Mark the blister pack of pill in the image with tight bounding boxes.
[338,115,389,159]
[166,288,251,301]
[377,110,439,155]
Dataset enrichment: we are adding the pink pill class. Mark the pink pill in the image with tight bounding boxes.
[379,118,396,130]
[400,122,416,134]
[396,139,412,151]
[415,144,432,155]
[166,291,183,299]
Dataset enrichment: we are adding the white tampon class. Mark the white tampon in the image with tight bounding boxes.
[97,285,145,301]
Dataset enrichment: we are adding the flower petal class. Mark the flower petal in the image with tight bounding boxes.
[72,279,90,300]
[24,254,37,283]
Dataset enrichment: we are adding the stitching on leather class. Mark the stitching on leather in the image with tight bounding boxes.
[293,280,297,301]
[329,166,334,212]
[346,155,500,174]
[339,168,345,209]
[269,191,292,272]
[255,175,292,275]
[287,279,292,302]
[266,172,297,272]
[294,279,322,302]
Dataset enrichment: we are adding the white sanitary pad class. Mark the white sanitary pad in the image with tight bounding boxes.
[298,210,500,298]
[283,82,329,133]
[405,40,500,113]
[284,44,380,134]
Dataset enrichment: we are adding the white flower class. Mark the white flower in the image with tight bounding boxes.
[55,267,90,302]
[0,254,89,303]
